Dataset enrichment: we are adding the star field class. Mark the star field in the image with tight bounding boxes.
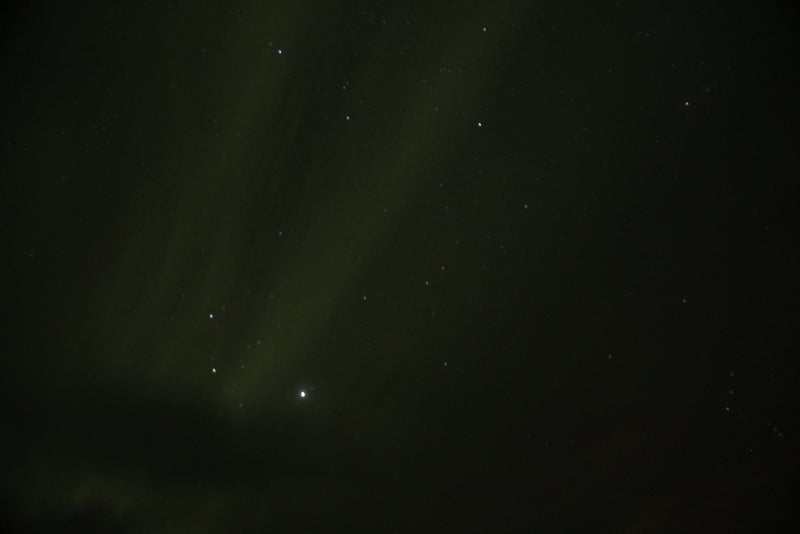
[2,1,798,532]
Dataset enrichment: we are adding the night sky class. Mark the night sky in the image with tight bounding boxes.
[2,1,798,532]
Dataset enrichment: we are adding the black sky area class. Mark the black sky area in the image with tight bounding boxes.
[2,1,798,532]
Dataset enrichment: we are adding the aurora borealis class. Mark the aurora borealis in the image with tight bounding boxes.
[2,1,797,531]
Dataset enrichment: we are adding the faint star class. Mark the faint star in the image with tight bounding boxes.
[209,313,214,319]
[299,390,306,398]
